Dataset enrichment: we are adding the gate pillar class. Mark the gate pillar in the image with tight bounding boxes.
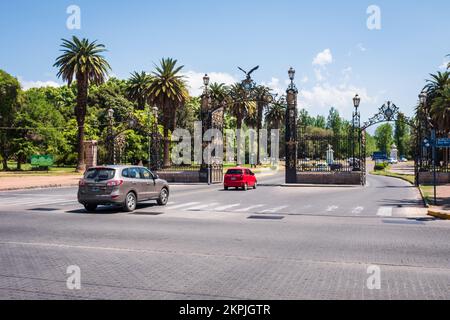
[285,68,298,184]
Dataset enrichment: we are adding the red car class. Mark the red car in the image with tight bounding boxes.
[224,167,257,191]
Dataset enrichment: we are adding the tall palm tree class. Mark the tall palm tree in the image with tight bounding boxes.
[208,82,229,109]
[265,101,285,130]
[147,58,189,168]
[226,83,257,165]
[430,86,450,132]
[54,36,111,172]
[422,71,450,131]
[253,85,272,164]
[126,71,153,110]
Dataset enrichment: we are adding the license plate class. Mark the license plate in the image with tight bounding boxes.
[231,177,237,181]
[91,187,100,192]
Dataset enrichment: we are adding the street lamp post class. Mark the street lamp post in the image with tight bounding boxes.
[107,108,115,165]
[352,94,361,171]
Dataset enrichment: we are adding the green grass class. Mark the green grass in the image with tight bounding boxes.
[419,185,433,205]
[0,161,78,176]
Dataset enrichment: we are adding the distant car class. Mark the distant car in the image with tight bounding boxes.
[388,158,398,164]
[78,165,170,212]
[224,167,257,191]
[400,157,408,162]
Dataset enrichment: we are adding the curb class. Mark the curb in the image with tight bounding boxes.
[428,210,450,220]
[259,183,359,188]
[418,186,430,208]
[0,184,79,192]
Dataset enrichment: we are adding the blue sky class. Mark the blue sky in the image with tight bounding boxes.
[1,0,449,128]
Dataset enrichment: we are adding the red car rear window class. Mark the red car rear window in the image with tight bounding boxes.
[226,169,243,175]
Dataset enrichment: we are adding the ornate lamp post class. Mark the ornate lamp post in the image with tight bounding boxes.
[352,94,361,171]
[285,67,298,184]
[107,108,115,165]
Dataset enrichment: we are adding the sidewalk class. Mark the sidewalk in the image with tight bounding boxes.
[0,174,82,191]
[426,184,450,219]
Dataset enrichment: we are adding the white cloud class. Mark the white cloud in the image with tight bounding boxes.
[19,77,61,90]
[312,49,333,66]
[182,71,237,96]
[341,67,353,82]
[439,58,449,70]
[261,77,285,96]
[301,75,309,84]
[298,83,374,119]
[356,43,367,52]
[314,69,327,82]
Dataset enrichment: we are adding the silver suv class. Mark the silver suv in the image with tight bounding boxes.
[78,165,169,212]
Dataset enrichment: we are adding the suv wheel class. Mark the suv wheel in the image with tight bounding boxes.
[157,188,169,206]
[243,183,248,191]
[123,192,137,212]
[84,204,97,213]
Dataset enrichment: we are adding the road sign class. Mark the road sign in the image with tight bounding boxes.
[436,138,450,148]
[31,155,54,167]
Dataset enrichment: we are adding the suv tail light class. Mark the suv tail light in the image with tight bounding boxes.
[107,180,123,187]
[79,179,86,186]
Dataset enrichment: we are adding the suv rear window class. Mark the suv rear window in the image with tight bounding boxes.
[84,168,115,181]
[226,169,243,175]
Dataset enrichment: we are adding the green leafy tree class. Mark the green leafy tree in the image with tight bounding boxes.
[314,115,326,129]
[326,107,342,136]
[0,70,21,170]
[375,123,394,155]
[13,88,66,169]
[394,113,411,158]
[126,71,153,110]
[54,36,111,172]
[147,58,189,168]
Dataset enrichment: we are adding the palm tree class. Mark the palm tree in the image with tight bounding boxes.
[54,36,111,172]
[430,86,450,132]
[147,58,189,168]
[126,71,153,110]
[265,100,285,130]
[422,71,450,131]
[208,82,229,109]
[253,85,272,164]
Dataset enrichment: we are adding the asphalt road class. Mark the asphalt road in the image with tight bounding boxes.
[0,171,448,299]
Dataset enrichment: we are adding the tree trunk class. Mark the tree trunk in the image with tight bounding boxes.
[163,127,170,168]
[236,115,243,166]
[75,76,88,173]
[256,103,263,165]
[2,157,8,171]
[16,155,22,171]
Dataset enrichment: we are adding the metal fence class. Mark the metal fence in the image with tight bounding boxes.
[297,134,359,173]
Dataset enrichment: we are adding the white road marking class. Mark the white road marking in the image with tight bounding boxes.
[188,203,219,210]
[326,205,339,212]
[166,202,200,210]
[236,204,265,212]
[352,206,364,215]
[214,204,241,211]
[377,206,393,217]
[261,206,288,213]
